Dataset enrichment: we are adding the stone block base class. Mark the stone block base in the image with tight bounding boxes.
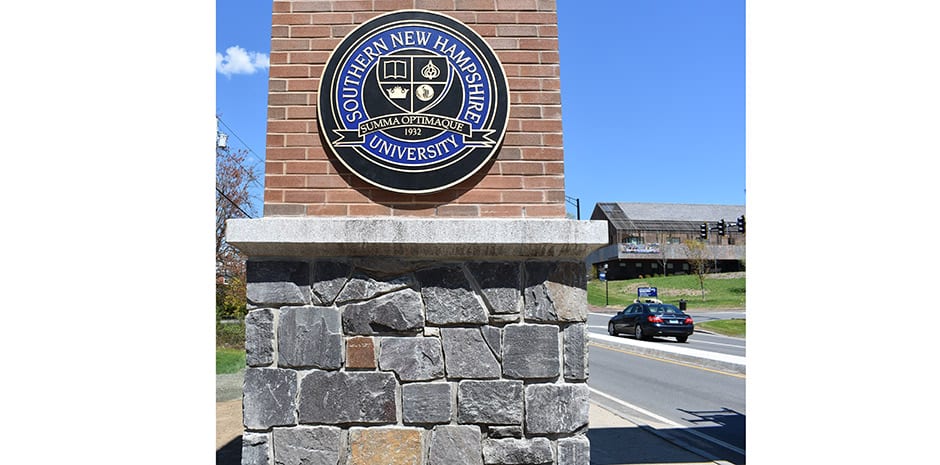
[230,218,606,465]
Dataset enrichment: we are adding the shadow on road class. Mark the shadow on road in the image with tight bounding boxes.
[680,406,744,425]
[590,421,746,464]
[589,426,700,464]
[589,398,745,465]
[217,436,241,465]
[678,407,746,451]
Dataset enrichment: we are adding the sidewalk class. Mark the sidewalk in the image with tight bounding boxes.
[216,371,722,465]
[588,402,723,465]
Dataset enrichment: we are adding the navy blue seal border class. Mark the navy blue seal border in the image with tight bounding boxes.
[318,11,509,184]
[317,9,510,195]
[319,10,509,166]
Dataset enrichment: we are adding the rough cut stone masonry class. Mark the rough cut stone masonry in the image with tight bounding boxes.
[242,258,590,464]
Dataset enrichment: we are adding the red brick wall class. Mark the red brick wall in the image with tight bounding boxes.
[264,0,565,218]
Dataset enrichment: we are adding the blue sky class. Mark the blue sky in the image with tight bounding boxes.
[558,0,744,216]
[216,0,275,217]
[216,0,744,219]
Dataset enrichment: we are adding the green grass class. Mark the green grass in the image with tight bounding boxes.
[216,320,246,374]
[588,273,745,310]
[696,319,746,337]
[216,348,246,374]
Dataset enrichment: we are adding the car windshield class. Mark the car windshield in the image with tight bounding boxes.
[648,304,680,315]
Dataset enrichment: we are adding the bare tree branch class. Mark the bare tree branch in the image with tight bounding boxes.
[683,239,711,301]
[216,146,255,319]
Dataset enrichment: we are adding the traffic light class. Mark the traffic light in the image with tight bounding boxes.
[699,223,708,240]
[717,219,726,236]
[736,215,745,233]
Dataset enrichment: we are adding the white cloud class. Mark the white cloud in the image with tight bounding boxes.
[216,45,269,77]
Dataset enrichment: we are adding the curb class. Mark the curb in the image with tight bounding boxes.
[588,333,746,375]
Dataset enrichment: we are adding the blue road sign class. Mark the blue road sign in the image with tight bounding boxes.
[637,286,657,297]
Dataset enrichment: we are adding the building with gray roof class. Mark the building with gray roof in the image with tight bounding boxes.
[587,202,745,280]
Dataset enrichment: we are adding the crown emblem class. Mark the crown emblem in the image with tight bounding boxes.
[386,86,409,99]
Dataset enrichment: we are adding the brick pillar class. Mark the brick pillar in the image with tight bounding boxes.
[230,2,607,464]
[264,0,565,218]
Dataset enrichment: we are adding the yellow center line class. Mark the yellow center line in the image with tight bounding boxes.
[589,341,746,379]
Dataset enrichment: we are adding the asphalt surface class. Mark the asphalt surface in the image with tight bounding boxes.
[588,342,745,464]
[586,312,746,358]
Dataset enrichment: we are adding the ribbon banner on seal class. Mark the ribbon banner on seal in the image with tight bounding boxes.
[332,113,496,147]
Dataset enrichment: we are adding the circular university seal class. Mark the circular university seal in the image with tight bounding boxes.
[318,10,510,194]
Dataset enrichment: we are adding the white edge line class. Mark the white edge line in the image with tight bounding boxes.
[590,387,747,456]
[589,332,747,366]
[692,339,746,349]
[590,386,679,426]
[587,322,743,349]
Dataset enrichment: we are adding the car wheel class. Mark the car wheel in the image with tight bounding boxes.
[635,324,645,340]
[608,322,618,336]
[676,335,688,343]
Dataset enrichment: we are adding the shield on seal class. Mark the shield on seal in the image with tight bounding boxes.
[376,54,450,113]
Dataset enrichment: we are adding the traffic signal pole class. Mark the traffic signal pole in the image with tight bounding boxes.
[603,264,609,306]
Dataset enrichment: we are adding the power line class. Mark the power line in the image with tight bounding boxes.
[219,152,263,190]
[217,115,266,167]
[216,115,265,193]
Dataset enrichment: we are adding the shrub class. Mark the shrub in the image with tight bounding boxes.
[216,276,248,320]
[216,319,245,350]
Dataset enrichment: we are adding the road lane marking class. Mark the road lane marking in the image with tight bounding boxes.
[689,331,745,340]
[589,326,744,350]
[590,386,678,426]
[591,332,745,364]
[590,386,747,457]
[589,341,746,379]
[690,339,746,349]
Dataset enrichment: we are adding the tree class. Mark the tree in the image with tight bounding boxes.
[658,233,670,276]
[216,142,256,319]
[683,239,711,301]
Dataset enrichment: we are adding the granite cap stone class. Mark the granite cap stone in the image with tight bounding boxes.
[227,218,607,259]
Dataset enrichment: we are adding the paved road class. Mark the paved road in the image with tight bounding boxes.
[588,341,746,464]
[587,312,746,357]
[687,310,746,322]
[586,307,746,463]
